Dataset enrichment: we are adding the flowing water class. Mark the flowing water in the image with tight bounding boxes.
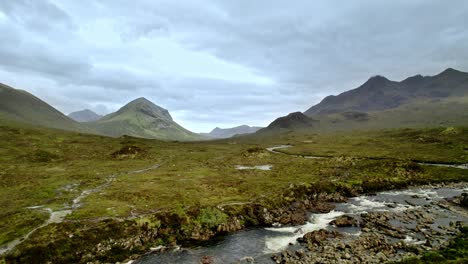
[135,185,468,264]
[0,164,160,255]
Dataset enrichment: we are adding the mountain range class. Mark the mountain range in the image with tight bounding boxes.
[257,68,468,134]
[1,67,468,140]
[0,84,203,141]
[201,125,263,138]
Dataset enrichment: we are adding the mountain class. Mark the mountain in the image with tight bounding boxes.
[0,83,86,132]
[68,109,102,122]
[256,112,317,134]
[201,125,263,138]
[305,68,468,116]
[301,68,468,131]
[86,97,204,141]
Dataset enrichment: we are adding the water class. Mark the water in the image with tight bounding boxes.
[0,164,161,255]
[135,185,468,264]
[235,165,273,171]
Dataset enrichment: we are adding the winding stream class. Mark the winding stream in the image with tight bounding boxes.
[0,164,160,255]
[267,145,468,169]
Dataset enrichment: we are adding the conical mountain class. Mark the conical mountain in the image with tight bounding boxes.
[256,112,317,134]
[0,83,85,132]
[87,97,204,141]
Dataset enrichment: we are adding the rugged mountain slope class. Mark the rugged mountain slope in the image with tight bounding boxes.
[305,68,468,116]
[256,112,317,134]
[87,97,204,141]
[300,68,468,132]
[0,83,86,132]
[201,125,263,138]
[68,109,102,122]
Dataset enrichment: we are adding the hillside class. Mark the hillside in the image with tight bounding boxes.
[201,125,262,138]
[301,68,468,131]
[68,109,102,122]
[305,68,468,116]
[86,97,205,141]
[256,112,317,135]
[0,83,86,132]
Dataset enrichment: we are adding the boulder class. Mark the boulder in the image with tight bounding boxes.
[330,215,358,227]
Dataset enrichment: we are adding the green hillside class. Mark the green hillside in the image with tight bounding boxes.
[0,83,87,133]
[86,97,205,141]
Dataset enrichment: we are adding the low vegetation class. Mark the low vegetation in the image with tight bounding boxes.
[0,120,467,263]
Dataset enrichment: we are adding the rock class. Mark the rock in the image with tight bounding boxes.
[239,256,254,263]
[311,202,335,213]
[330,215,358,227]
[200,255,214,264]
[456,193,468,208]
[300,229,332,245]
[290,212,307,225]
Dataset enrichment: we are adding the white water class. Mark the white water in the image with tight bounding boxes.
[264,210,344,253]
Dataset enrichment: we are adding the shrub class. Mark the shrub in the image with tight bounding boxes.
[196,208,228,229]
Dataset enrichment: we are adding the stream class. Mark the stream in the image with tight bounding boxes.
[135,185,468,264]
[0,164,160,255]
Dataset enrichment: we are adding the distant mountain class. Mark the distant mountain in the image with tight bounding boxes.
[305,68,468,116]
[87,97,204,141]
[68,109,102,122]
[256,112,317,134]
[0,83,86,132]
[300,68,468,131]
[201,125,263,138]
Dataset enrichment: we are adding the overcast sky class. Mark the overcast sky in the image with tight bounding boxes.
[1,0,468,132]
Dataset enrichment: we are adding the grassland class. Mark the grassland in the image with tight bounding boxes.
[0,120,467,263]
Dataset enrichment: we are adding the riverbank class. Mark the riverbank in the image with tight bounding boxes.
[5,178,466,264]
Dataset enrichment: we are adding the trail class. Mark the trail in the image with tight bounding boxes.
[0,164,160,255]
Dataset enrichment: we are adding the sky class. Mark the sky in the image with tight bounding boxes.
[1,1,468,132]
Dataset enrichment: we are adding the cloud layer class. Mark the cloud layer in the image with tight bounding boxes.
[1,0,467,132]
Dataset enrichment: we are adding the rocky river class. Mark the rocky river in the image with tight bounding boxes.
[135,183,468,264]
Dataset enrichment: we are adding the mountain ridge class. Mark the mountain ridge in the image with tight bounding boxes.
[0,83,87,132]
[200,125,263,138]
[304,68,468,116]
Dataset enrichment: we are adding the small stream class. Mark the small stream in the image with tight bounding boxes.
[135,185,468,264]
[0,164,160,255]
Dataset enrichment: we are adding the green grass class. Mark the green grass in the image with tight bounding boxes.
[1,120,467,262]
[259,127,468,164]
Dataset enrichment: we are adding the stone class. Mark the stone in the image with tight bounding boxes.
[330,215,358,227]
[200,255,214,264]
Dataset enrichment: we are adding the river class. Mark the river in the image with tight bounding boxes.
[135,184,468,264]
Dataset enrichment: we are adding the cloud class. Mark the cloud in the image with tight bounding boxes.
[0,0,468,132]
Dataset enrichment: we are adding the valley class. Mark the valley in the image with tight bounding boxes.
[0,120,467,263]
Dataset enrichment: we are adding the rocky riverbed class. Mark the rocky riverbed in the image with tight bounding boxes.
[272,185,468,264]
[135,183,468,264]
